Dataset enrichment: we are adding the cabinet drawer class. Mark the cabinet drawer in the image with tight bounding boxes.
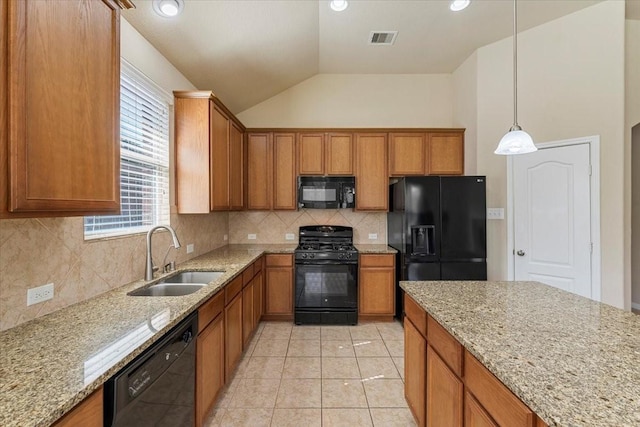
[225,275,243,305]
[427,315,463,377]
[265,254,293,267]
[198,291,224,334]
[404,294,427,337]
[253,258,263,273]
[242,264,254,287]
[359,254,394,268]
[465,352,535,427]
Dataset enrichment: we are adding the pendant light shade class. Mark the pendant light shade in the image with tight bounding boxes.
[495,0,536,156]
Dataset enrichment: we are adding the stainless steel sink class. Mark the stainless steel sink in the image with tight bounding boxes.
[128,271,224,296]
[128,283,207,297]
[160,271,224,284]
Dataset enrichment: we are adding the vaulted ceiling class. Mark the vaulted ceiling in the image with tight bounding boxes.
[123,0,636,114]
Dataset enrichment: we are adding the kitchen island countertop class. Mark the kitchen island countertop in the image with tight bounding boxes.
[400,280,640,427]
[0,244,295,427]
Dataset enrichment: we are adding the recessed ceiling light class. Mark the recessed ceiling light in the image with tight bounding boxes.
[153,0,184,18]
[450,0,470,12]
[330,0,348,12]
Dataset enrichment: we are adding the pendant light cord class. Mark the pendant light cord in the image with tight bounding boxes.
[512,0,518,129]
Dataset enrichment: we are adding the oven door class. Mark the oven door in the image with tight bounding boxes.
[294,263,357,310]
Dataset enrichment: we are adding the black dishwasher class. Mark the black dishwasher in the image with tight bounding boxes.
[104,312,197,427]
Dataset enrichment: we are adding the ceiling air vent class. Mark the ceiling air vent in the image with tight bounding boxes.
[369,31,398,45]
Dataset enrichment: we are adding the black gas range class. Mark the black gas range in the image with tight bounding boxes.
[294,226,359,325]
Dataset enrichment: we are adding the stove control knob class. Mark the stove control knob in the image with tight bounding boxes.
[339,254,344,259]
[302,254,307,259]
[310,253,315,258]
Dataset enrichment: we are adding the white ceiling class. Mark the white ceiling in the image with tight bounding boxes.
[123,0,636,114]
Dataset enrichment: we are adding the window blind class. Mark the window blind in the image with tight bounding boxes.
[84,60,171,239]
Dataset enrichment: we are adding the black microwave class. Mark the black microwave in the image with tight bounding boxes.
[297,176,355,209]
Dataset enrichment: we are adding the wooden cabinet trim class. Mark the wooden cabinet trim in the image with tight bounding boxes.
[465,391,499,427]
[265,254,293,267]
[427,315,463,377]
[224,275,243,305]
[198,291,224,334]
[359,254,395,268]
[242,264,254,287]
[465,352,535,427]
[404,294,427,337]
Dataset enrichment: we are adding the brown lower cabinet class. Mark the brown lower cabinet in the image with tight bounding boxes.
[224,277,244,379]
[53,387,103,427]
[263,254,294,320]
[359,254,395,321]
[404,294,549,427]
[196,292,225,427]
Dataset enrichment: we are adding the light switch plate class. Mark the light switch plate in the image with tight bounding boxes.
[487,208,505,220]
[285,233,295,240]
[368,233,378,240]
[27,283,54,306]
[186,243,195,254]
[248,234,257,240]
[223,234,228,241]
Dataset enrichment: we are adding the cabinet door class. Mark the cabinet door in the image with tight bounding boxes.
[175,97,212,213]
[246,133,272,210]
[404,317,426,427]
[225,292,243,378]
[265,265,293,317]
[465,392,498,427]
[210,106,230,210]
[359,269,395,316]
[229,123,244,210]
[355,133,388,211]
[426,345,463,427]
[242,280,254,347]
[389,133,426,176]
[297,133,324,175]
[428,133,464,175]
[5,0,120,215]
[326,133,354,175]
[253,270,264,326]
[196,314,224,427]
[272,133,296,210]
[53,387,103,427]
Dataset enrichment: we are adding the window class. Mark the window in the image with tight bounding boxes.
[84,60,171,239]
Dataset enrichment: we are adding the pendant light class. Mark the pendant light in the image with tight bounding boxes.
[494,0,537,155]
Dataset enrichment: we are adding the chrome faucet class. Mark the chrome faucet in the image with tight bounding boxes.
[145,225,181,281]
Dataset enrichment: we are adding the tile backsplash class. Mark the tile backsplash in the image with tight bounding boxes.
[229,210,387,244]
[0,212,228,331]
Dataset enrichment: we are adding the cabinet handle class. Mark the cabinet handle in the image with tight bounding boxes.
[516,250,525,256]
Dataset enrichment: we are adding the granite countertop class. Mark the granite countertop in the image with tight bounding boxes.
[355,244,397,254]
[400,280,640,427]
[0,244,296,427]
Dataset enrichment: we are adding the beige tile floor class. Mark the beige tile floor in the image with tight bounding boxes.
[206,321,416,427]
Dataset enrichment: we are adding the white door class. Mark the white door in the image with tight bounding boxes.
[513,143,592,298]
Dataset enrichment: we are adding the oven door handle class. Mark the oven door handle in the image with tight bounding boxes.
[295,260,358,266]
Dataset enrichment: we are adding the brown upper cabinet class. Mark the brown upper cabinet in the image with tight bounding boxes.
[174,91,245,213]
[246,132,296,210]
[297,132,354,176]
[1,0,132,218]
[389,131,464,176]
[355,133,388,211]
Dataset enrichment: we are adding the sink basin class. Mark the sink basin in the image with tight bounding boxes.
[128,271,224,297]
[128,283,206,297]
[160,271,224,284]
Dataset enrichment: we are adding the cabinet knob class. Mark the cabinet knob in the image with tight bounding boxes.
[516,250,525,256]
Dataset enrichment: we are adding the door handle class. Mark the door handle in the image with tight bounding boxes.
[516,250,525,256]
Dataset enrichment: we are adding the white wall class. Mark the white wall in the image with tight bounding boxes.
[456,1,627,307]
[237,74,453,128]
[628,18,640,309]
[452,51,478,175]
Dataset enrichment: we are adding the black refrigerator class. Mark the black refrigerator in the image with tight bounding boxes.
[388,176,487,319]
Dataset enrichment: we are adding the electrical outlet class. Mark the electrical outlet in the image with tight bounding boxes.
[368,233,378,240]
[186,243,194,254]
[223,234,228,241]
[248,234,257,240]
[487,208,505,220]
[27,283,54,306]
[285,233,295,240]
